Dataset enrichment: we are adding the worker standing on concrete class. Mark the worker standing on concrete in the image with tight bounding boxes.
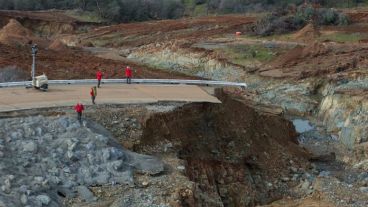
[96,70,103,88]
[74,102,85,124]
[90,86,97,104]
[125,66,132,84]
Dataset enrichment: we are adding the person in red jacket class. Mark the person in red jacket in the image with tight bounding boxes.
[125,66,132,84]
[74,102,85,124]
[96,70,103,88]
[90,86,97,104]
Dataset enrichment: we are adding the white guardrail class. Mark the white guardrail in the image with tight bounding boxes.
[0,79,247,88]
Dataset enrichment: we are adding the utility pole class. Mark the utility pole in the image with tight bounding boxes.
[31,44,38,81]
[207,0,210,16]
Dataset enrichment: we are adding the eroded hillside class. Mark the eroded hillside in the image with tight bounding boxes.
[0,7,368,207]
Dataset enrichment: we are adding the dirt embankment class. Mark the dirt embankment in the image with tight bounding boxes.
[344,10,368,23]
[0,19,48,47]
[0,17,197,80]
[48,39,68,51]
[260,42,368,79]
[78,15,255,48]
[0,41,196,80]
[135,91,310,206]
[0,10,80,36]
[292,23,321,42]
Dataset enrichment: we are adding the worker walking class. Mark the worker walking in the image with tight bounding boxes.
[96,70,103,88]
[90,86,97,104]
[74,102,85,124]
[125,66,132,84]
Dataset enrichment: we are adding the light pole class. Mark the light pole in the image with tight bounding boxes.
[31,44,38,81]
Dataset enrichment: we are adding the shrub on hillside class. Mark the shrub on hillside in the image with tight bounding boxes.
[195,0,207,5]
[250,10,306,36]
[296,6,350,26]
[318,8,349,25]
[337,13,349,25]
[250,6,349,36]
[0,0,352,24]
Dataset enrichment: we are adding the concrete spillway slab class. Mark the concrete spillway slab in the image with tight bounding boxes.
[0,84,221,112]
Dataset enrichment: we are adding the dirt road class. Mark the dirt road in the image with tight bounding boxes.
[0,84,220,112]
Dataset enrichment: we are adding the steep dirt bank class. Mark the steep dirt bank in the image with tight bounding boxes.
[135,91,310,206]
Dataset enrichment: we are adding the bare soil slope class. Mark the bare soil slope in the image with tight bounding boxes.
[261,42,368,79]
[48,39,68,51]
[0,42,195,80]
[77,15,255,47]
[293,23,320,41]
[0,19,48,47]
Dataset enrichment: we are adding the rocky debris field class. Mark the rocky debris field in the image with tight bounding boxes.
[0,115,163,207]
[281,117,368,207]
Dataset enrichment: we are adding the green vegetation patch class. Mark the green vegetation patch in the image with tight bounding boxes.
[193,4,207,16]
[65,10,107,23]
[90,32,128,47]
[319,32,368,43]
[218,44,280,66]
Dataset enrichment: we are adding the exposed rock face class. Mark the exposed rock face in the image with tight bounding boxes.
[317,79,368,168]
[319,93,368,148]
[128,44,246,82]
[21,19,75,37]
[0,116,164,206]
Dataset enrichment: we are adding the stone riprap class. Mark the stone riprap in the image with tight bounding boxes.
[0,116,164,207]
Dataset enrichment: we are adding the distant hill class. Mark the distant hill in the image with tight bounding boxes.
[0,0,366,23]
